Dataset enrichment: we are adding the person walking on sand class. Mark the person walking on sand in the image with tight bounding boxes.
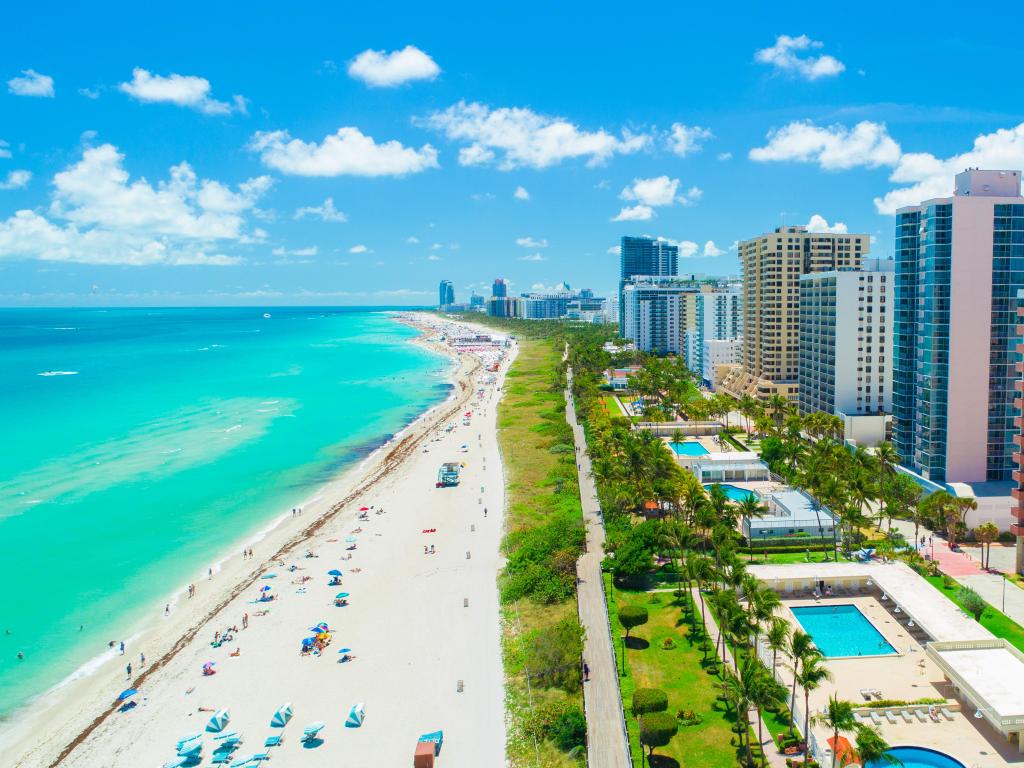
[140,652,146,667]
[242,612,248,629]
[208,567,213,579]
[126,662,132,679]
[119,641,125,655]
[164,603,170,616]
[583,661,590,682]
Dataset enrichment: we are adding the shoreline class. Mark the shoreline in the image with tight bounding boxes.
[3,310,504,768]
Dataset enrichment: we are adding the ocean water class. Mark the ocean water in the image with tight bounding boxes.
[0,307,451,718]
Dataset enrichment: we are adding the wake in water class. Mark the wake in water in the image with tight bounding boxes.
[37,371,79,377]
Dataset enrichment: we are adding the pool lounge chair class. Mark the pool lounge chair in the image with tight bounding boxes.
[940,707,956,721]
[885,710,899,724]
[913,708,928,722]
[900,710,914,723]
[869,711,883,725]
[853,712,866,724]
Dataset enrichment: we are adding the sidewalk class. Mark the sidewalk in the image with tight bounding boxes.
[565,367,631,768]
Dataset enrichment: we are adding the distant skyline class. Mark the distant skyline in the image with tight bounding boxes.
[3,2,1024,306]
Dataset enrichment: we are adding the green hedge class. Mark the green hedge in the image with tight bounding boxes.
[739,544,833,555]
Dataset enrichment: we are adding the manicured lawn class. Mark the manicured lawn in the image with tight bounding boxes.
[924,574,1024,653]
[607,574,742,768]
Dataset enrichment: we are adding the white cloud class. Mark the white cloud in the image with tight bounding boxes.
[0,140,10,159]
[470,192,495,201]
[430,243,443,250]
[0,143,268,266]
[405,236,420,244]
[349,244,368,254]
[611,204,654,221]
[749,120,900,170]
[0,170,31,190]
[8,69,54,98]
[717,152,732,161]
[755,35,845,80]
[622,176,680,206]
[519,252,546,261]
[248,127,438,177]
[79,87,100,99]
[273,245,318,260]
[677,240,700,258]
[701,240,725,257]
[875,122,1024,214]
[293,197,347,222]
[805,214,848,233]
[347,46,440,88]
[119,68,244,115]
[516,236,548,248]
[607,245,621,256]
[668,124,712,157]
[513,185,530,200]
[420,100,650,170]
[427,254,441,261]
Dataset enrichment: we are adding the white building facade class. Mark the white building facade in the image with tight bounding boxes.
[621,276,699,355]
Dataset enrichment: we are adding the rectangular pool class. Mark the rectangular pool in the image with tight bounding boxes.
[790,604,897,657]
[668,441,709,457]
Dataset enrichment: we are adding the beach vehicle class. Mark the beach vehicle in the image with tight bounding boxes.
[436,462,461,487]
[414,730,444,767]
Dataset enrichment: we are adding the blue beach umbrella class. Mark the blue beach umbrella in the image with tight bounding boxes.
[337,647,352,654]
[270,702,293,728]
[301,637,316,647]
[117,688,137,701]
[344,536,357,543]
[327,569,343,577]
[259,585,272,592]
[206,707,230,732]
[335,593,349,599]
[345,702,365,728]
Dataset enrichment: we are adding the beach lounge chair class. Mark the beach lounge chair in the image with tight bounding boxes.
[162,759,190,768]
[859,689,871,700]
[852,713,865,724]
[211,756,232,766]
[913,708,928,722]
[301,722,325,743]
[176,733,202,749]
[213,731,239,741]
[885,710,899,724]
[940,707,956,721]
[900,710,914,723]
[263,735,283,748]
[869,711,883,725]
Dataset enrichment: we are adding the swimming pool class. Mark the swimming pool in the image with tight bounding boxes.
[789,604,896,657]
[865,747,966,768]
[704,483,759,503]
[668,441,709,457]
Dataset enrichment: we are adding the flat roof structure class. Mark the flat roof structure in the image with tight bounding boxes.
[928,640,1024,740]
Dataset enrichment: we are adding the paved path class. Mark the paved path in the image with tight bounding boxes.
[891,519,1024,625]
[565,366,631,768]
[695,588,788,768]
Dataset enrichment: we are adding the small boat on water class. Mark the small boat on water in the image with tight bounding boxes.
[263,313,271,319]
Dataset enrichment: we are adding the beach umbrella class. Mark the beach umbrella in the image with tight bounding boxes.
[259,585,272,592]
[337,647,352,655]
[358,506,369,511]
[203,661,216,671]
[117,688,137,701]
[206,707,230,732]
[301,637,316,647]
[345,536,357,543]
[335,592,349,599]
[270,703,293,728]
[327,569,343,577]
[345,702,365,728]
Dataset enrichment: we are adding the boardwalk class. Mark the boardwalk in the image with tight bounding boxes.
[565,367,631,768]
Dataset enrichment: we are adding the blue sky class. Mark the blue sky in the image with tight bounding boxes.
[2,1,1023,306]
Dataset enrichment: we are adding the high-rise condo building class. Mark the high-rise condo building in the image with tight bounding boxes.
[621,276,699,355]
[486,296,522,318]
[1013,289,1024,571]
[798,259,894,421]
[492,278,508,298]
[720,225,868,403]
[469,292,484,309]
[684,284,743,381]
[619,236,678,334]
[438,280,455,308]
[894,169,1024,483]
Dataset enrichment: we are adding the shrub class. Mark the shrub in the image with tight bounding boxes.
[957,586,987,621]
[632,688,668,717]
[661,636,676,650]
[524,617,584,692]
[941,575,955,589]
[639,711,679,757]
[618,604,649,640]
[548,707,587,751]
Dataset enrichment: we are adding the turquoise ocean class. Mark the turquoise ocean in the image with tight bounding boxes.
[0,307,451,719]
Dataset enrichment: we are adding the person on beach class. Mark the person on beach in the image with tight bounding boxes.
[208,567,213,579]
[583,661,590,681]
[140,652,145,667]
[126,662,131,679]
[119,641,125,655]
[242,613,248,629]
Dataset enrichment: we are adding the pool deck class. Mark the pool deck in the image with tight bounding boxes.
[754,561,1024,767]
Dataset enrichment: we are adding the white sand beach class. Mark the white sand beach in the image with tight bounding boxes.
[4,313,512,768]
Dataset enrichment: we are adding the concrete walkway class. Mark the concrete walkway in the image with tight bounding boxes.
[891,519,1024,627]
[565,367,631,768]
[695,587,788,768]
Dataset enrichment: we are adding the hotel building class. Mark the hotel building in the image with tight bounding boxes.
[618,236,678,335]
[721,225,868,403]
[621,276,699,355]
[684,284,743,383]
[894,169,1024,483]
[798,259,894,420]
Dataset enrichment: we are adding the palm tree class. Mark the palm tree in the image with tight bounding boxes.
[739,394,759,438]
[974,521,1000,569]
[766,618,790,674]
[766,393,789,432]
[797,656,833,765]
[873,442,900,531]
[719,665,755,767]
[786,630,814,737]
[746,657,789,768]
[854,725,899,766]
[813,695,857,768]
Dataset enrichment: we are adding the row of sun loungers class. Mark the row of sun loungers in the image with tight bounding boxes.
[853,706,957,726]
